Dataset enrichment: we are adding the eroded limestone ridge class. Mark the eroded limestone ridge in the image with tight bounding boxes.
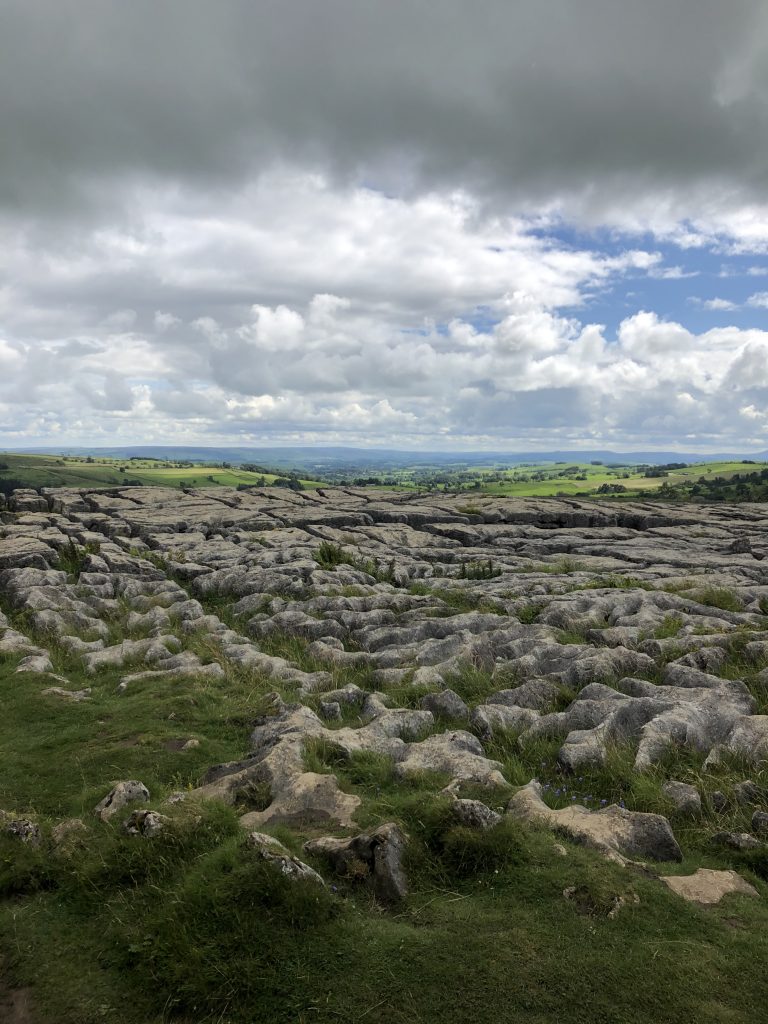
[1,484,768,894]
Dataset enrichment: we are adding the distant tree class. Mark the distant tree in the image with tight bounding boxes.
[272,477,304,491]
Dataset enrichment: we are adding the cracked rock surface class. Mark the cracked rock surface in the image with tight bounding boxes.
[2,485,768,897]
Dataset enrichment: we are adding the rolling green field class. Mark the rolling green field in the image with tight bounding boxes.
[2,451,766,501]
[474,461,766,497]
[367,459,768,498]
[0,453,324,491]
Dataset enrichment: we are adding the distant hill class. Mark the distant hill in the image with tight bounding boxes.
[8,444,768,472]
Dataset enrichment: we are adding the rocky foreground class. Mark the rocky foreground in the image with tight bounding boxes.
[2,484,768,906]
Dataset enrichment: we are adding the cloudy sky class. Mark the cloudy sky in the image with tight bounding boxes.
[2,1,768,453]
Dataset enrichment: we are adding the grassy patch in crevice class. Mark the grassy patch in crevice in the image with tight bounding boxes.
[653,612,684,639]
[440,664,504,707]
[408,582,508,615]
[555,618,610,645]
[314,540,399,584]
[690,586,745,613]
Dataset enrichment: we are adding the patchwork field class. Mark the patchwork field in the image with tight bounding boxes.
[0,452,323,491]
[379,460,768,497]
[4,452,768,503]
[1,484,768,1022]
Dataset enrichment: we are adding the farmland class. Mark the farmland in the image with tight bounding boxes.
[322,458,768,498]
[0,453,324,492]
[2,451,767,502]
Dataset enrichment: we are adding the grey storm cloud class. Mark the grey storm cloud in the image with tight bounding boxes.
[0,0,767,219]
[2,1,768,451]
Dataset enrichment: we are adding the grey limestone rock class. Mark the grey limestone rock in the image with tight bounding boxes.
[94,781,150,822]
[319,700,343,721]
[304,822,408,903]
[507,780,683,864]
[711,790,729,813]
[487,679,561,711]
[5,485,768,887]
[661,781,702,816]
[15,654,54,674]
[51,818,88,848]
[733,780,764,806]
[41,686,92,701]
[123,810,171,837]
[661,868,758,904]
[2,815,42,847]
[420,688,469,721]
[395,730,506,787]
[711,831,763,851]
[246,831,326,886]
[451,798,502,830]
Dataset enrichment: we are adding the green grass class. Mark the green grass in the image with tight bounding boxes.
[313,540,398,583]
[3,638,768,1023]
[706,635,768,712]
[654,613,684,639]
[6,452,768,501]
[456,459,768,499]
[0,451,324,491]
[555,618,609,645]
[525,557,586,574]
[0,657,278,818]
[440,664,504,706]
[56,539,102,580]
[408,582,508,616]
[691,586,745,613]
[455,559,502,580]
[8,799,768,1024]
[516,601,545,623]
[576,575,656,591]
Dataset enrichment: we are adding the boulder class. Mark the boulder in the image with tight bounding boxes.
[420,688,469,721]
[41,686,92,702]
[304,822,408,903]
[15,654,54,674]
[661,781,701,816]
[94,780,150,822]
[51,818,88,848]
[487,679,561,711]
[395,730,506,787]
[507,780,682,864]
[123,810,171,837]
[451,798,502,830]
[733,780,764,806]
[661,869,759,905]
[2,816,42,847]
[245,831,325,886]
[711,831,763,851]
[240,772,361,829]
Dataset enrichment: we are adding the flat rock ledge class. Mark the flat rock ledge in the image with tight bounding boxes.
[507,780,683,864]
[661,868,759,905]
